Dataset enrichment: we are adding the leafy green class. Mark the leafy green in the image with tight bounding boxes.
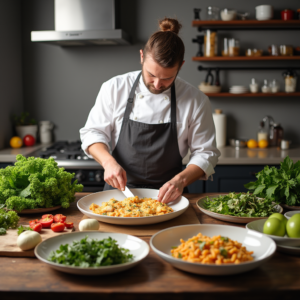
[17,225,33,235]
[204,192,276,217]
[244,156,300,206]
[48,236,134,267]
[219,247,228,258]
[0,155,83,211]
[0,208,19,229]
[0,228,6,235]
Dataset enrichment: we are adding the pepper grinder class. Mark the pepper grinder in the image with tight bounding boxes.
[194,8,201,20]
[192,35,204,57]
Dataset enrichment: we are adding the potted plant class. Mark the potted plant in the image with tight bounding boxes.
[13,112,38,140]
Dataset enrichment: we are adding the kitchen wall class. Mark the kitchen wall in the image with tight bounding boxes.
[19,0,300,145]
[0,1,23,149]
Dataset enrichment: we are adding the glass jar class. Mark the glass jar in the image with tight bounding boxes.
[261,79,270,93]
[280,45,293,56]
[283,71,297,93]
[204,30,218,57]
[268,45,279,56]
[228,38,240,57]
[207,7,220,20]
[249,78,259,93]
[222,38,229,56]
[257,121,268,142]
[270,123,284,147]
[269,79,280,93]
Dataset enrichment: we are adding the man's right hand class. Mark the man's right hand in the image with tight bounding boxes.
[103,158,127,191]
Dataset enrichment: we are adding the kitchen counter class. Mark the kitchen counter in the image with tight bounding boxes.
[0,192,299,300]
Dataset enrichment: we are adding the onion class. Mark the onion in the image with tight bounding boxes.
[17,231,42,250]
[79,219,99,231]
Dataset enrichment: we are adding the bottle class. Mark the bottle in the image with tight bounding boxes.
[269,79,280,93]
[257,121,268,142]
[261,80,270,93]
[39,121,54,144]
[212,109,226,148]
[249,78,259,93]
[269,123,283,147]
[204,29,218,57]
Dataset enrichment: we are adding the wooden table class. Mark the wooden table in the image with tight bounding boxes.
[1,193,300,300]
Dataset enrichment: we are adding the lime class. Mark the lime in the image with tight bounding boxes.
[263,218,286,237]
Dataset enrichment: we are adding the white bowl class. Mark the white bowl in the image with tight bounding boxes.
[221,10,237,21]
[150,224,276,276]
[246,219,300,247]
[77,188,189,225]
[284,211,300,220]
[255,5,273,20]
[35,231,149,275]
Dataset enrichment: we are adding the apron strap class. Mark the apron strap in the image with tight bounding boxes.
[170,83,177,124]
[123,72,142,121]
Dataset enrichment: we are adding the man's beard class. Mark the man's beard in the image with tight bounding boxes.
[141,67,177,95]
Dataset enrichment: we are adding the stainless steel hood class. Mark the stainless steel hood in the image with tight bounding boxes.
[31,0,131,46]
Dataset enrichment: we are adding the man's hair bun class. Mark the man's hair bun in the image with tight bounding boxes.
[159,18,182,35]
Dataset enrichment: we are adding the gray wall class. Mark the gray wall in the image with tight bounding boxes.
[21,0,300,144]
[0,0,23,149]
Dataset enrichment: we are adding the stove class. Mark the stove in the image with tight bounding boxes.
[31,141,104,192]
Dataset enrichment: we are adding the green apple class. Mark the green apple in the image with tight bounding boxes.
[263,218,286,237]
[286,214,300,238]
[269,213,287,227]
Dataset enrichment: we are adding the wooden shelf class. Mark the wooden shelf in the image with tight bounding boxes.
[193,56,300,61]
[204,92,300,97]
[192,20,300,30]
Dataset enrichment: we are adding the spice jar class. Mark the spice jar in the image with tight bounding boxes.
[228,38,240,57]
[204,30,218,57]
[261,80,270,93]
[269,79,280,93]
[283,70,297,93]
[207,7,220,20]
[222,38,229,56]
[269,123,284,147]
[280,45,293,56]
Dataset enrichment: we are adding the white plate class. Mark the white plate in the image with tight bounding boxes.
[34,231,149,275]
[246,219,300,247]
[284,211,300,219]
[77,188,189,225]
[196,195,283,224]
[150,224,276,276]
[276,244,300,256]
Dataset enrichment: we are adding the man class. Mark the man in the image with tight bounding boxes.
[80,18,220,203]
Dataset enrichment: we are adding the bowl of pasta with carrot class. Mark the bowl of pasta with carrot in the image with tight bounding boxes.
[150,224,276,275]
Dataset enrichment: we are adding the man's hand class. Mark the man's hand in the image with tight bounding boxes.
[157,177,184,204]
[103,159,127,191]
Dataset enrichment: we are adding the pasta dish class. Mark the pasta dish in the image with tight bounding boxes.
[90,196,174,217]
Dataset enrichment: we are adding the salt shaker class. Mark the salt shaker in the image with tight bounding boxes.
[39,121,53,144]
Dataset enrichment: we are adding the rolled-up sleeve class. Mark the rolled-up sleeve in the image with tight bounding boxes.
[80,82,113,158]
[187,94,220,180]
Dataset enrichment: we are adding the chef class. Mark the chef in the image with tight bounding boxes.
[80,18,220,203]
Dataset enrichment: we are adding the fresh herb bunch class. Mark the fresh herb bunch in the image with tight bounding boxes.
[0,208,19,229]
[48,236,134,267]
[0,228,7,235]
[0,155,83,211]
[17,225,33,235]
[204,192,277,217]
[244,156,300,206]
[12,112,37,126]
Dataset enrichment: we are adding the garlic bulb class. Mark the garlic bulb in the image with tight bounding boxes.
[79,219,99,231]
[17,231,42,250]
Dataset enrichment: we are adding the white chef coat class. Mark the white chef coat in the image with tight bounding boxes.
[80,71,220,180]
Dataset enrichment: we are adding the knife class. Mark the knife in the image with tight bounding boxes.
[122,186,135,198]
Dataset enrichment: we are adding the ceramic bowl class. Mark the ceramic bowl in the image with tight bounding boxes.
[284,211,300,220]
[221,9,237,21]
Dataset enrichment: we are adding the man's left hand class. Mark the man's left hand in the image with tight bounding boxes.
[157,178,184,203]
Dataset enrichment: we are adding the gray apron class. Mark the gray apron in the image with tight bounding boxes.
[104,72,183,191]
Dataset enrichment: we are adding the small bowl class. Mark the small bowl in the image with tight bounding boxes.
[221,9,237,21]
[284,211,300,220]
[229,139,247,148]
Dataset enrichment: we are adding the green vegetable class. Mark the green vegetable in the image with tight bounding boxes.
[0,228,6,235]
[199,241,206,251]
[244,156,300,206]
[48,236,134,267]
[0,208,19,229]
[204,192,276,217]
[0,155,83,211]
[17,225,33,235]
[219,247,228,258]
[178,253,182,258]
[171,246,178,249]
[220,236,229,242]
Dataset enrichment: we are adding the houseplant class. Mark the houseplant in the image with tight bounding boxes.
[13,112,38,140]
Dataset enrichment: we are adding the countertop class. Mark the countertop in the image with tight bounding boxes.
[1,145,299,166]
[0,192,299,300]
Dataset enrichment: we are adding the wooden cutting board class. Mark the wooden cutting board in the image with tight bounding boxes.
[0,225,74,258]
[81,205,200,236]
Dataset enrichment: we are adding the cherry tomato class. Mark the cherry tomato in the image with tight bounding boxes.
[42,214,53,219]
[30,222,42,233]
[53,214,67,223]
[65,222,74,229]
[51,222,65,232]
[39,216,54,228]
[23,134,36,147]
[29,219,40,226]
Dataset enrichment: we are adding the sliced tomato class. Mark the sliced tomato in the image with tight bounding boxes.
[29,219,40,226]
[39,216,54,228]
[51,222,65,232]
[30,222,42,233]
[53,214,67,223]
[42,214,53,219]
[65,222,74,229]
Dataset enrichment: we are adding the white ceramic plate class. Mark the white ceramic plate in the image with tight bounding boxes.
[246,219,300,247]
[35,231,149,275]
[77,188,189,225]
[196,195,283,224]
[150,224,276,276]
[284,211,300,219]
[16,205,62,214]
[276,244,300,256]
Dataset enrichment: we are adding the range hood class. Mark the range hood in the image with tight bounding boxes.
[31,0,131,46]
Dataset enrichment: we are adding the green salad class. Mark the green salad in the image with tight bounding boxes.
[204,192,277,217]
[48,236,134,267]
